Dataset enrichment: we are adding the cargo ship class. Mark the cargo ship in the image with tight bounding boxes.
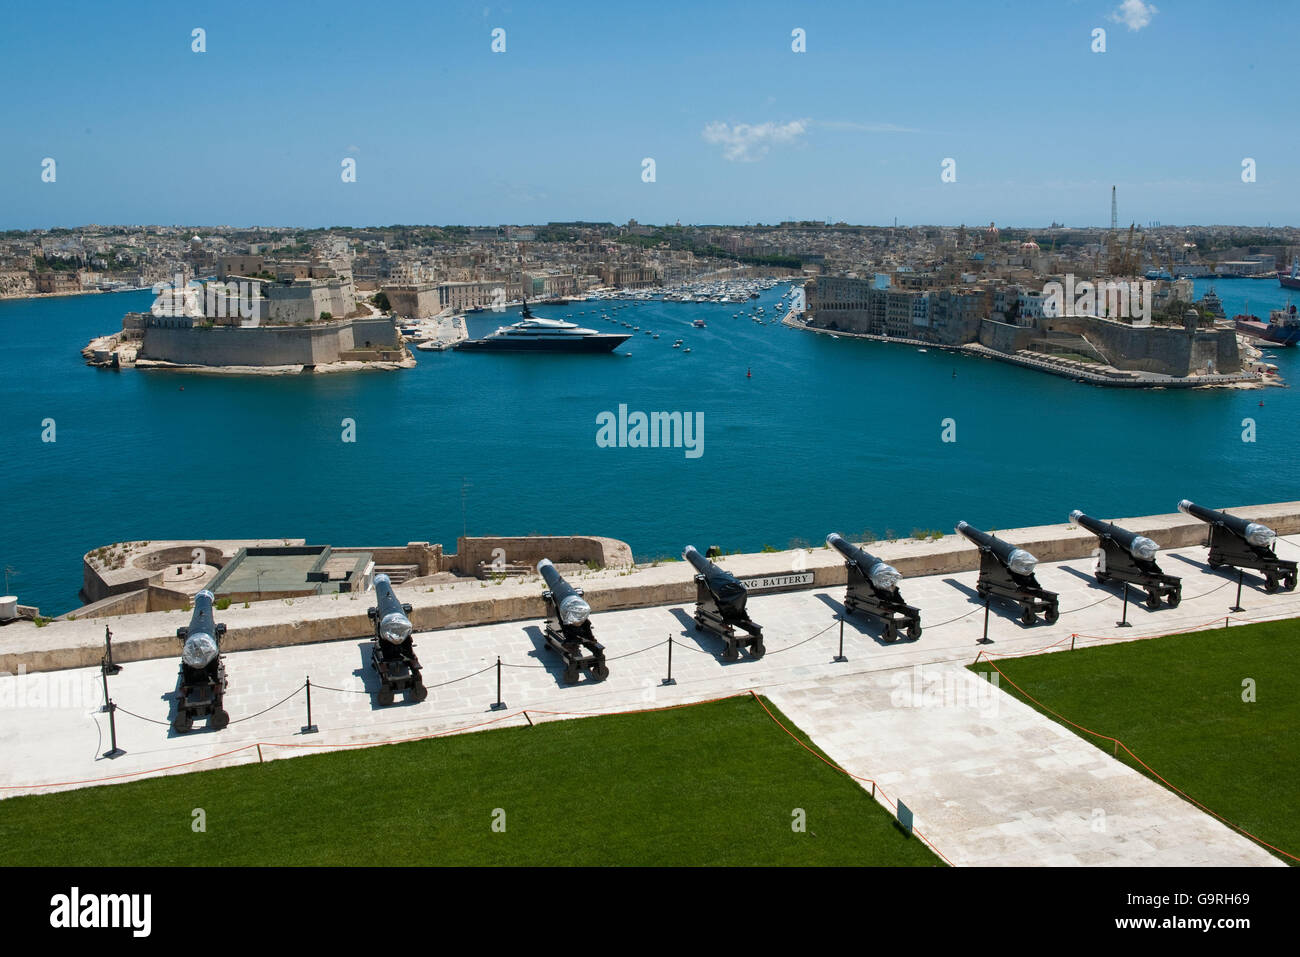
[456,300,630,353]
[1278,257,1300,291]
[1233,303,1300,346]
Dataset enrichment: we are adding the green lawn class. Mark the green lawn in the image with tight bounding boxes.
[970,619,1300,864]
[0,695,940,866]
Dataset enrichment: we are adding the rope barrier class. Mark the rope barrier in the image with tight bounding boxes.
[313,662,496,694]
[113,705,171,727]
[603,639,668,661]
[229,684,305,724]
[921,605,983,630]
[764,619,839,655]
[976,656,1299,864]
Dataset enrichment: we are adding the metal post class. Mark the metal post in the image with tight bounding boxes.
[102,625,120,675]
[977,597,993,644]
[1229,569,1245,613]
[662,634,676,686]
[102,699,124,759]
[301,676,318,734]
[1116,582,1132,628]
[490,656,506,710]
[834,614,847,662]
[100,664,112,713]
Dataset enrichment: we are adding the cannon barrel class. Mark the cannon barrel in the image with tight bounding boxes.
[1178,500,1276,548]
[955,521,1038,576]
[537,559,591,625]
[683,545,749,610]
[1069,510,1159,561]
[373,573,413,644]
[826,533,902,590]
[181,589,220,668]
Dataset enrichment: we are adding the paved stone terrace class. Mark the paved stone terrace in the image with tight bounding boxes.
[3,542,1297,867]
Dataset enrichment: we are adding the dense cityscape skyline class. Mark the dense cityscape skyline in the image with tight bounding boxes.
[3,0,1297,229]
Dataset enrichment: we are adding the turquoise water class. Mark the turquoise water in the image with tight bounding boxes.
[1192,277,1299,322]
[1,283,1297,614]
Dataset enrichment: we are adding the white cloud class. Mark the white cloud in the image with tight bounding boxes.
[702,119,808,162]
[1110,0,1158,31]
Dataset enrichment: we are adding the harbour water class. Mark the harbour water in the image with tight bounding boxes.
[1,282,1297,614]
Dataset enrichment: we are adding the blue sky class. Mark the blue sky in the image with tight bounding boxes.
[2,0,1295,228]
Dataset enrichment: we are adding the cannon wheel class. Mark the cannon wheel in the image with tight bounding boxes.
[1284,572,1298,592]
[1020,606,1037,626]
[881,621,898,643]
[209,708,230,731]
[907,622,922,641]
[1265,576,1279,594]
[976,584,990,600]
[591,662,610,681]
[409,681,428,703]
[1145,590,1162,610]
[562,665,580,684]
[377,687,395,706]
[172,711,193,735]
[1166,588,1182,609]
[750,640,766,659]
[722,643,740,661]
[1208,558,1223,570]
[1095,572,1110,585]
[1044,605,1059,625]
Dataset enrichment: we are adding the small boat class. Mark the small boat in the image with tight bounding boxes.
[692,319,706,328]
[683,347,691,353]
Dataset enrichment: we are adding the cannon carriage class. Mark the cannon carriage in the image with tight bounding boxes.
[538,559,608,684]
[957,521,1059,625]
[827,533,921,641]
[1179,500,1296,593]
[1070,510,1181,608]
[367,574,427,705]
[683,545,765,659]
[173,589,229,733]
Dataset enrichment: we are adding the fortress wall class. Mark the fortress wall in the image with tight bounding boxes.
[448,535,635,574]
[1042,317,1241,376]
[978,319,1031,353]
[138,320,382,368]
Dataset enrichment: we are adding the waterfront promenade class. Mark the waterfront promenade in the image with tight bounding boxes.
[4,539,1296,866]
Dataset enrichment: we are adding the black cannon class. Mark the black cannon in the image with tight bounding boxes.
[827,533,921,641]
[1178,500,1297,592]
[538,559,608,684]
[956,521,1059,625]
[367,573,427,705]
[684,545,765,659]
[173,589,229,733]
[1070,510,1181,608]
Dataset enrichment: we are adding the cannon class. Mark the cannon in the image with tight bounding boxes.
[827,533,921,641]
[173,589,229,733]
[367,574,427,705]
[1070,510,1181,608]
[538,559,608,684]
[683,545,765,659]
[1178,500,1297,592]
[956,521,1059,625]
